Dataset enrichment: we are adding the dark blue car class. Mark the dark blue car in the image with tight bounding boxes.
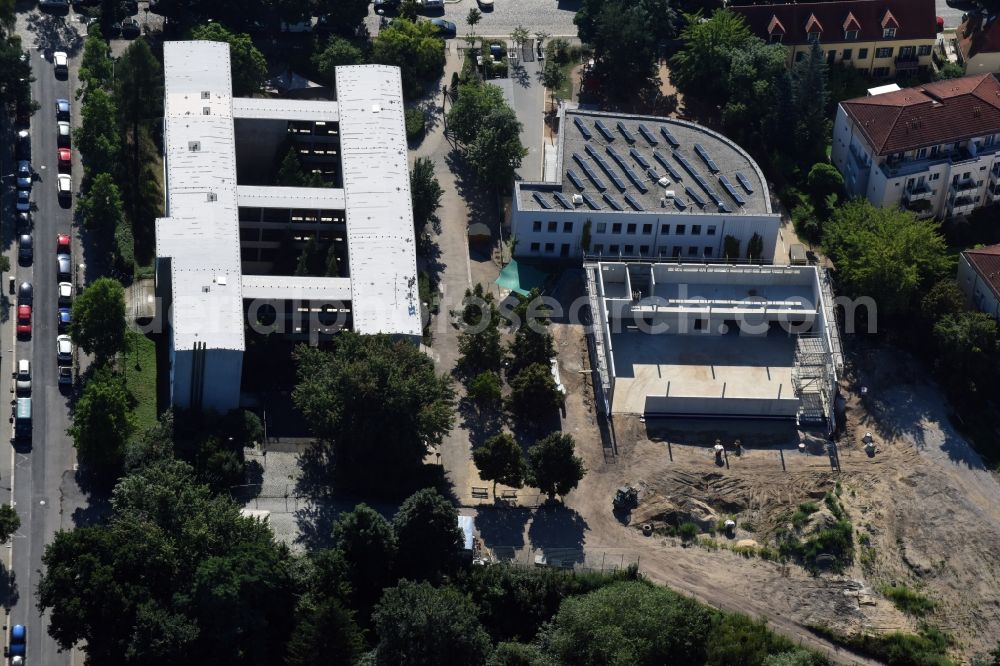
[9,623,25,657]
[58,307,71,332]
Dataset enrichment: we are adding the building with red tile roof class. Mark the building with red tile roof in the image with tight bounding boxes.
[956,12,1000,74]
[958,245,1000,320]
[831,74,1000,219]
[729,0,937,76]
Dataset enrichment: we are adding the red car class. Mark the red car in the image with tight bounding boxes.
[57,148,71,171]
[57,234,71,254]
[16,305,31,336]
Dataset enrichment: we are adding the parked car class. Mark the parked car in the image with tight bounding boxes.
[477,0,494,8]
[57,233,71,254]
[58,307,71,332]
[18,281,32,305]
[16,130,30,160]
[58,365,73,388]
[57,121,71,147]
[429,18,456,37]
[17,305,32,337]
[58,147,71,170]
[57,173,72,200]
[39,0,69,8]
[16,189,30,212]
[418,0,444,8]
[114,17,141,38]
[16,160,32,189]
[57,335,73,363]
[373,0,400,10]
[55,98,71,119]
[8,624,25,660]
[16,359,31,395]
[54,50,68,76]
[58,282,73,305]
[18,234,33,264]
[17,212,30,232]
[58,254,72,280]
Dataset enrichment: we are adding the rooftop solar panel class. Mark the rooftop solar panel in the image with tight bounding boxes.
[604,145,647,192]
[572,153,606,190]
[719,175,746,206]
[532,192,552,209]
[646,167,659,181]
[623,193,644,211]
[674,151,698,179]
[616,121,636,143]
[587,144,626,190]
[573,116,592,140]
[595,119,615,141]
[566,169,585,191]
[582,193,601,210]
[694,143,719,173]
[629,148,650,170]
[735,171,754,193]
[637,123,658,146]
[673,196,687,211]
[718,202,731,213]
[602,192,623,211]
[659,126,680,148]
[684,186,706,207]
[553,192,573,209]
[653,151,682,181]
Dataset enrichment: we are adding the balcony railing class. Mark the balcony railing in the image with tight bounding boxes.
[903,183,933,201]
[948,196,977,216]
[951,179,978,195]
[895,53,920,70]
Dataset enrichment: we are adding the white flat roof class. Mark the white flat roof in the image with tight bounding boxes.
[237,185,346,210]
[336,65,421,337]
[232,97,339,122]
[158,41,244,352]
[241,275,352,301]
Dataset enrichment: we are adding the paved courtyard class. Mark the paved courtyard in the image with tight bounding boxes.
[368,0,582,38]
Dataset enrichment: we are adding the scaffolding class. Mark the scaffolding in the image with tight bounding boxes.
[792,335,834,428]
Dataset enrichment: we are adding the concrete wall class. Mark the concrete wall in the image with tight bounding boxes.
[644,394,800,418]
[171,347,243,413]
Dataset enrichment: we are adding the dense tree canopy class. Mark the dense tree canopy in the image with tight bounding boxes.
[78,88,121,177]
[527,433,585,500]
[0,504,20,543]
[293,333,455,492]
[508,363,565,422]
[411,156,443,235]
[191,23,268,97]
[373,580,491,666]
[71,277,127,363]
[38,460,297,664]
[77,172,125,237]
[393,488,463,581]
[670,9,752,106]
[473,433,526,497]
[313,36,365,85]
[331,503,398,618]
[372,19,446,98]
[823,200,951,320]
[68,366,133,478]
[78,27,113,100]
[447,82,508,145]
[465,104,528,188]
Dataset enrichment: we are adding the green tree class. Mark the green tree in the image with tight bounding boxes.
[822,200,951,319]
[721,39,789,152]
[373,580,491,666]
[508,363,564,422]
[791,42,831,166]
[313,36,365,85]
[473,433,526,497]
[285,595,364,666]
[411,156,443,235]
[806,163,844,202]
[527,432,584,500]
[312,0,370,36]
[38,459,297,664]
[467,7,482,38]
[77,172,124,237]
[465,105,526,187]
[78,88,121,177]
[292,334,455,492]
[932,312,998,398]
[191,23,267,96]
[398,0,418,21]
[467,371,502,410]
[78,27,113,100]
[936,61,966,81]
[123,411,175,474]
[0,504,20,543]
[670,9,752,106]
[67,366,133,480]
[277,147,308,186]
[458,285,504,373]
[0,35,33,119]
[294,237,327,276]
[921,279,967,323]
[332,503,398,618]
[372,19,446,98]
[392,488,463,581]
[489,642,546,666]
[747,232,764,260]
[540,581,712,664]
[541,58,567,107]
[71,278,127,364]
[579,1,670,102]
[447,81,507,144]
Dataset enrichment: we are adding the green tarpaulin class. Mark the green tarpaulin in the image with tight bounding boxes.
[495,260,547,297]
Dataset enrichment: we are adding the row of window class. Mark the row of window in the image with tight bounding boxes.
[787,26,898,44]
[526,242,716,258]
[793,44,930,63]
[529,220,718,236]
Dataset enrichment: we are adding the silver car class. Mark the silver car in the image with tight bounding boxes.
[15,360,30,395]
[16,161,32,189]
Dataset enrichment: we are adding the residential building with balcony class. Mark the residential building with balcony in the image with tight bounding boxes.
[511,108,781,264]
[831,73,1000,220]
[958,245,1000,321]
[729,0,937,77]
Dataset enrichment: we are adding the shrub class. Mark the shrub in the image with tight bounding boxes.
[880,584,936,617]
[405,108,426,140]
[114,222,135,274]
[678,522,699,542]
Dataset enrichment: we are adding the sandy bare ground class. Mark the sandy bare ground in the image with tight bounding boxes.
[544,307,1000,664]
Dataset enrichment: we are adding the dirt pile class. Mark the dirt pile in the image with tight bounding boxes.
[632,495,720,530]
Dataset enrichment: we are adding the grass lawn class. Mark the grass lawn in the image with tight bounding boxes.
[123,329,158,433]
[550,58,577,103]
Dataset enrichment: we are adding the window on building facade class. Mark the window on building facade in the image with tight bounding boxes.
[596,222,607,233]
[858,48,869,59]
[692,225,702,235]
[624,244,634,255]
[883,27,896,38]
[661,224,670,234]
[640,245,650,256]
[658,247,669,257]
[612,223,622,233]
[688,246,698,256]
[642,223,653,234]
[530,242,540,252]
[533,221,541,232]
[873,66,890,77]
[547,221,557,232]
[707,225,717,235]
[593,244,604,254]
[807,31,821,44]
[610,244,620,254]
[769,33,782,44]
[626,223,637,234]
[918,45,932,56]
[704,247,714,257]
[676,224,686,234]
[844,29,858,40]
[875,47,892,58]
[544,242,554,253]
[672,246,682,257]
[563,221,573,233]
[842,48,852,60]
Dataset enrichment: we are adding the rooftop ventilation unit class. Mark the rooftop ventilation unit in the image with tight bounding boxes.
[572,194,585,205]
[658,176,671,187]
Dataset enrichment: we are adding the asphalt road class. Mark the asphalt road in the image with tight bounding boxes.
[6,7,84,665]
[368,0,582,38]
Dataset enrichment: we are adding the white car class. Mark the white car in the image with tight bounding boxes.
[477,0,493,7]
[58,282,73,305]
[15,360,30,395]
[57,335,73,363]
[57,173,72,199]
[57,121,71,147]
[53,51,68,74]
